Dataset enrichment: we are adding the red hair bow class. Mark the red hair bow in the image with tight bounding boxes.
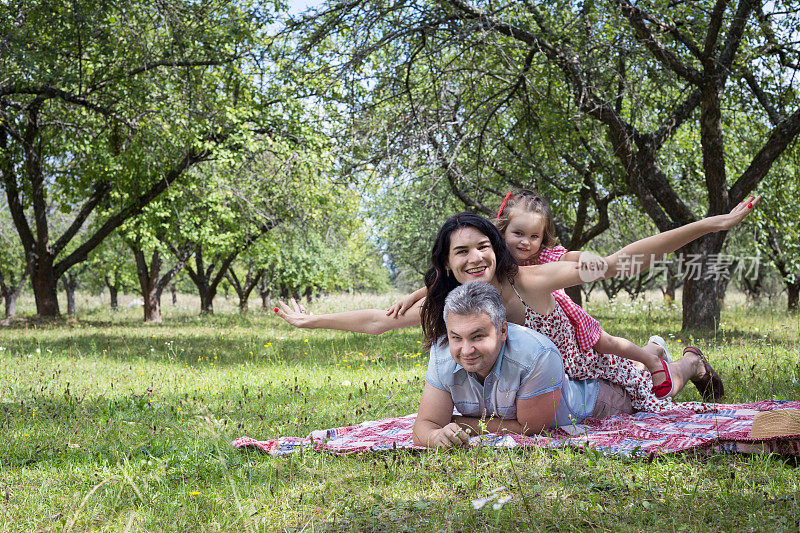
[497,192,513,217]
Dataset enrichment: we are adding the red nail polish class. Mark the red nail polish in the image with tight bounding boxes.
[747,203,753,208]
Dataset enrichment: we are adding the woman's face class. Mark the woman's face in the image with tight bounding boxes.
[445,227,497,285]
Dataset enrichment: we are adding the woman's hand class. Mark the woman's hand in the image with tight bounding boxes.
[274,297,311,328]
[716,195,761,230]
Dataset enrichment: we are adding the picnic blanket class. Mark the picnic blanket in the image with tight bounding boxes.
[232,400,800,458]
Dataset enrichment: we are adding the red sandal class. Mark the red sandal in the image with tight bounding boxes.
[651,358,674,399]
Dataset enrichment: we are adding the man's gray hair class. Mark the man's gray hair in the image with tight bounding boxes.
[443,282,507,333]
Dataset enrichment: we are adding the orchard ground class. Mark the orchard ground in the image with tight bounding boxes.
[1,290,799,531]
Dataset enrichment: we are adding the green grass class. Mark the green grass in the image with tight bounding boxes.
[1,291,799,531]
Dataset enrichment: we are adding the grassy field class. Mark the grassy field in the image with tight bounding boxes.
[1,291,799,531]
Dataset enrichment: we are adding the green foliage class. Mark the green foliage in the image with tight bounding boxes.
[751,147,800,287]
[259,189,391,297]
[84,232,138,296]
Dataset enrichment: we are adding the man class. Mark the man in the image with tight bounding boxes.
[412,281,634,449]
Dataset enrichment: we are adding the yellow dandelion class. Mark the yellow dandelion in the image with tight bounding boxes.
[190,491,201,496]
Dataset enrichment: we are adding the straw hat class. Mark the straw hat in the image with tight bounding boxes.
[749,409,800,439]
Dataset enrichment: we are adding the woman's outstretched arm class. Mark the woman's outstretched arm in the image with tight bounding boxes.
[517,196,760,294]
[274,297,423,334]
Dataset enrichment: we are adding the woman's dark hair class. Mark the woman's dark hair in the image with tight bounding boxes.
[421,212,518,348]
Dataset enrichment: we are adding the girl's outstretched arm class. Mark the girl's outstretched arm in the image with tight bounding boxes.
[604,196,759,278]
[516,196,760,294]
[275,297,422,334]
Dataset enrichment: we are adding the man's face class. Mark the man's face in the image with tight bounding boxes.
[446,312,508,381]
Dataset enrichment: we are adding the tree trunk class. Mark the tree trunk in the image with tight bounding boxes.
[198,283,216,315]
[31,253,60,316]
[0,268,28,318]
[62,273,77,315]
[260,275,271,309]
[109,285,119,310]
[170,283,177,305]
[663,265,677,304]
[144,289,163,322]
[564,285,582,307]
[4,292,15,318]
[131,246,171,323]
[680,234,726,331]
[788,282,799,313]
[104,274,119,310]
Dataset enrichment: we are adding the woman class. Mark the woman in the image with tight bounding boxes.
[276,197,758,410]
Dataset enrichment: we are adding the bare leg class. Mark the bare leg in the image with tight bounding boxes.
[594,332,666,385]
[664,350,706,398]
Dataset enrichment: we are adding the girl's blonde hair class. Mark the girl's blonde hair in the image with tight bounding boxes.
[493,190,558,250]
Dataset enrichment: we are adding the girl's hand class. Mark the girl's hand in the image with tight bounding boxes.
[576,252,608,282]
[274,298,311,328]
[386,299,406,318]
[717,195,760,230]
[386,294,421,318]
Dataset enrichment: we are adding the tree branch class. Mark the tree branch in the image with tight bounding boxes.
[54,148,208,278]
[729,106,800,204]
[615,0,703,83]
[0,123,35,252]
[1,84,136,127]
[52,181,112,256]
[715,0,756,87]
[702,0,729,59]
[740,68,784,125]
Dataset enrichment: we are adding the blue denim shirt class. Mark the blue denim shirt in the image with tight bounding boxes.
[425,323,598,427]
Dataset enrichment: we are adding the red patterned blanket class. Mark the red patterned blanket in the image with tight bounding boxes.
[232,400,800,457]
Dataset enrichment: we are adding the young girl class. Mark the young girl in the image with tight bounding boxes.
[388,190,675,398]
